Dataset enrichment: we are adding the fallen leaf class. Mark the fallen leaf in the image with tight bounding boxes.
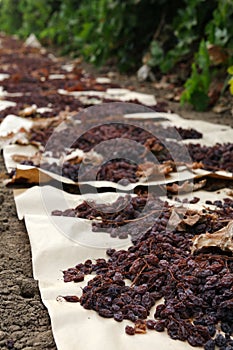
[212,104,230,114]
[143,138,164,153]
[166,179,206,194]
[192,162,204,170]
[168,207,187,230]
[136,161,174,180]
[0,128,29,149]
[19,104,37,117]
[153,76,170,89]
[8,166,51,185]
[134,320,147,334]
[182,212,201,226]
[191,220,233,254]
[207,44,229,65]
[12,151,42,166]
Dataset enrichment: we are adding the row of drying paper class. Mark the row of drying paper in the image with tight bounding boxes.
[1,110,233,350]
[1,111,233,191]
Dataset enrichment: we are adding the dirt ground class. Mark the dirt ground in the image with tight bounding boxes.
[0,34,232,350]
[0,155,56,350]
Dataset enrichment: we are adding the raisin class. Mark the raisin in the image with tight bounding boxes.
[125,325,135,336]
[215,334,227,347]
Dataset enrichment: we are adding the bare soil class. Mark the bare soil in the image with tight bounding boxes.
[0,34,232,350]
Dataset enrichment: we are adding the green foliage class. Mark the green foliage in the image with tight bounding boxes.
[40,1,81,49]
[148,41,164,69]
[0,0,233,109]
[206,0,233,48]
[147,0,233,110]
[0,0,22,34]
[228,66,233,95]
[148,0,217,73]
[181,40,210,111]
[18,0,53,38]
[62,0,165,71]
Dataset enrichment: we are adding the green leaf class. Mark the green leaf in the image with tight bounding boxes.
[189,90,210,111]
[228,77,233,94]
[227,66,233,75]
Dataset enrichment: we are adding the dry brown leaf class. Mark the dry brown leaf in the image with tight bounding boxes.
[19,104,37,117]
[153,76,170,89]
[168,207,205,230]
[192,221,233,254]
[182,212,201,226]
[193,179,207,190]
[167,181,191,194]
[136,161,174,180]
[191,162,204,170]
[207,44,229,65]
[8,166,51,185]
[177,209,202,231]
[134,320,147,334]
[168,207,187,230]
[143,138,164,153]
[166,179,206,194]
[0,131,29,149]
[212,104,230,114]
[12,151,42,166]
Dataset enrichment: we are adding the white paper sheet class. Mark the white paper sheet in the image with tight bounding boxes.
[0,114,33,137]
[9,162,195,189]
[3,144,38,172]
[125,112,233,146]
[13,185,128,220]
[0,73,9,81]
[124,112,183,122]
[0,100,16,111]
[24,213,198,350]
[12,185,233,350]
[58,88,157,106]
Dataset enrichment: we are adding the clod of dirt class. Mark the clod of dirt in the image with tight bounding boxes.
[19,279,38,299]
[0,195,4,205]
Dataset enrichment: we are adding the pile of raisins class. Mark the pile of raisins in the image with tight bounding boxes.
[53,195,233,239]
[28,121,203,153]
[21,123,233,184]
[52,195,170,239]
[20,122,206,183]
[60,195,233,349]
[187,143,233,173]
